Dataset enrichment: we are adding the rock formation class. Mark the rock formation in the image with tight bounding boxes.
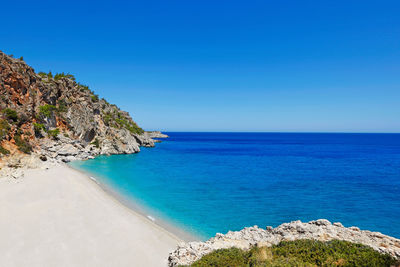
[146,131,169,138]
[0,51,161,176]
[168,219,400,266]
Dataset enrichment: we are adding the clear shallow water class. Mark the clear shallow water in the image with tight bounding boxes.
[70,133,400,240]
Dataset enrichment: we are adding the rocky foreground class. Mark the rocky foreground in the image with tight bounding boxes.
[168,219,400,266]
[0,51,168,177]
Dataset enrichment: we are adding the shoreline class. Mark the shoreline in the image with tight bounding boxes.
[66,164,199,242]
[0,163,183,266]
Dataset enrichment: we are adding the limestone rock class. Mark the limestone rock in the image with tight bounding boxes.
[146,131,169,138]
[168,219,400,266]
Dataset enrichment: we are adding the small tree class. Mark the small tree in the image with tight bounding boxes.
[14,134,32,154]
[90,95,99,102]
[2,108,18,122]
[0,145,10,155]
[39,104,57,118]
[0,119,11,140]
[33,123,45,137]
[47,128,60,139]
[91,138,100,148]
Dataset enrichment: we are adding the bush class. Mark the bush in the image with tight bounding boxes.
[190,240,400,267]
[47,128,60,139]
[2,108,18,122]
[78,83,90,92]
[91,138,100,148]
[127,122,144,135]
[0,119,11,140]
[103,113,112,126]
[57,99,68,113]
[39,104,57,118]
[14,134,32,154]
[191,247,248,267]
[115,117,144,135]
[33,123,45,136]
[54,72,76,81]
[38,72,47,78]
[90,94,99,102]
[0,145,10,155]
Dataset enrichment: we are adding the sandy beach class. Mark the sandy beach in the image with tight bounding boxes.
[0,164,181,267]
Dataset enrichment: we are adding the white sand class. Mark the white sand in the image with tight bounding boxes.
[0,165,181,267]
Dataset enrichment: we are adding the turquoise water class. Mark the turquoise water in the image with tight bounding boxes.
[69,132,400,240]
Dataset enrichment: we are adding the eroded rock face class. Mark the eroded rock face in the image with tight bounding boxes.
[168,219,400,266]
[0,50,160,168]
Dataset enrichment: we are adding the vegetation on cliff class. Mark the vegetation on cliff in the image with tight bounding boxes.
[189,240,399,267]
[0,50,148,160]
[2,108,18,122]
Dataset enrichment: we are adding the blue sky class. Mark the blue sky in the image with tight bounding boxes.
[2,1,399,132]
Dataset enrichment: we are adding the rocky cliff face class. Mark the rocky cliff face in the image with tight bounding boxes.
[0,51,158,171]
[168,219,400,266]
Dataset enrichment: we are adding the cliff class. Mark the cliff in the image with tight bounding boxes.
[168,219,400,266]
[0,51,159,174]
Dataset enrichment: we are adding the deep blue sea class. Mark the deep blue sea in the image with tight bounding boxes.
[70,133,400,240]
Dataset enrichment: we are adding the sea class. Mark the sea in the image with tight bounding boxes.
[69,132,400,240]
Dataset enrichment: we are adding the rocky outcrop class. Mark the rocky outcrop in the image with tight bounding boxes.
[140,131,168,143]
[146,131,169,139]
[0,50,162,172]
[168,219,400,266]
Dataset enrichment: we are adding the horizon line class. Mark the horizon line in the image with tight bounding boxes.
[148,130,400,134]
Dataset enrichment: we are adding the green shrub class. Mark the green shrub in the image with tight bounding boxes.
[78,83,90,92]
[115,117,144,135]
[192,247,248,267]
[33,123,45,135]
[19,56,24,61]
[114,118,124,128]
[14,134,32,154]
[57,99,68,113]
[0,119,11,140]
[91,138,100,148]
[54,72,76,81]
[103,113,112,125]
[38,72,47,77]
[90,95,99,102]
[190,240,399,267]
[47,128,60,139]
[0,145,10,155]
[2,108,18,122]
[126,123,144,135]
[39,104,57,118]
[38,71,54,79]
